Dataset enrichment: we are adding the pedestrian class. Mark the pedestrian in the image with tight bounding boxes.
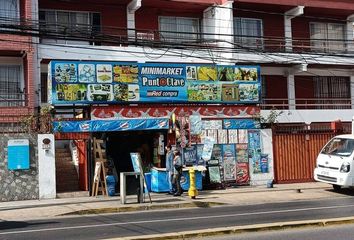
[172,149,183,196]
[165,145,175,194]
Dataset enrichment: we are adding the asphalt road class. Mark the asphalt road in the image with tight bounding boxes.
[197,223,354,240]
[1,197,354,240]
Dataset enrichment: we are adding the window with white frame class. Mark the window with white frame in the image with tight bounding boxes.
[234,17,263,49]
[159,16,200,42]
[39,10,101,45]
[0,65,23,106]
[0,0,20,25]
[310,22,346,52]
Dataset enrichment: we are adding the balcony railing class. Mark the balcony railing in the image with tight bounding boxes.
[261,98,352,110]
[0,93,27,107]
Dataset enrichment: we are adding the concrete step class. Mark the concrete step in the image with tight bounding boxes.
[56,191,89,198]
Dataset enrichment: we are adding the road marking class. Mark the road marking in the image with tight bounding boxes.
[2,203,354,235]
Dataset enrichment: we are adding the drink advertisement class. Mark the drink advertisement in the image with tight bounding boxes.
[248,130,262,174]
[236,163,250,185]
[48,61,261,105]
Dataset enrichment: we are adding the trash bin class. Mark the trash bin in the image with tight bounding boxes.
[106,175,116,196]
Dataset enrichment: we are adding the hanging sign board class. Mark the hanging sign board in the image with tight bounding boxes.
[8,139,30,170]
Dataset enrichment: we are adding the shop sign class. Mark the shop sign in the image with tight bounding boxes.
[48,61,261,105]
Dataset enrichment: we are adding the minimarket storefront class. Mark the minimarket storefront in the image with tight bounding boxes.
[49,60,274,194]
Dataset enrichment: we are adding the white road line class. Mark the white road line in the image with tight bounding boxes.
[1,203,354,235]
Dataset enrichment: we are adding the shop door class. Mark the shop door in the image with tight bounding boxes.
[273,132,335,183]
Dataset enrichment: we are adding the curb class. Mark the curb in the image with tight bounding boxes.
[60,201,226,216]
[107,217,354,240]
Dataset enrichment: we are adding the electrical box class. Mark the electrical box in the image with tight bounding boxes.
[8,139,30,170]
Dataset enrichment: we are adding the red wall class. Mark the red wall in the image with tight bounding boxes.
[295,76,315,109]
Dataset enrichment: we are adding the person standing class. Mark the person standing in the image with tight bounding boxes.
[172,149,183,196]
[165,145,175,194]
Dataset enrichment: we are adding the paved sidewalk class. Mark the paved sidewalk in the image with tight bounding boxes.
[0,182,337,221]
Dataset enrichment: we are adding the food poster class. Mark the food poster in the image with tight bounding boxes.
[248,130,262,174]
[228,130,238,144]
[78,64,95,83]
[211,144,222,164]
[217,129,228,144]
[88,84,113,102]
[208,166,222,183]
[183,145,197,166]
[238,130,248,143]
[49,61,261,105]
[187,82,221,102]
[234,66,259,81]
[113,64,138,83]
[222,144,236,181]
[54,63,77,83]
[236,144,248,163]
[196,144,205,165]
[236,163,250,185]
[201,136,215,161]
[55,84,87,101]
[96,64,112,83]
[239,84,260,102]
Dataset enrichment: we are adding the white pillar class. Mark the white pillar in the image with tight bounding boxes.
[350,76,354,109]
[287,74,296,110]
[284,6,304,52]
[38,134,56,199]
[127,0,142,40]
[203,1,234,64]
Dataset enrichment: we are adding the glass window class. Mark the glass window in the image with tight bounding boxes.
[310,22,345,52]
[321,138,354,157]
[159,16,200,42]
[0,65,22,107]
[234,17,263,49]
[39,10,99,45]
[0,0,19,24]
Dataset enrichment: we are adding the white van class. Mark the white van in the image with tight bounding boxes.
[314,134,354,191]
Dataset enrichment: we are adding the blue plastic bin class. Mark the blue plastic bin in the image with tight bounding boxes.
[106,175,116,196]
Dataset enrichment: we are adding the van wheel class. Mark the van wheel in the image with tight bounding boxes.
[332,184,341,191]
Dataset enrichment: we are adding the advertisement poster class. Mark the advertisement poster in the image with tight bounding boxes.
[201,136,215,161]
[222,144,236,181]
[228,129,238,144]
[190,115,203,135]
[196,144,205,165]
[218,129,228,144]
[236,163,250,185]
[236,144,248,163]
[208,166,222,183]
[260,154,269,173]
[49,61,261,105]
[238,130,248,143]
[248,130,262,173]
[183,145,197,166]
[211,144,223,164]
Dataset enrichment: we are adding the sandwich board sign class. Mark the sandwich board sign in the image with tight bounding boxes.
[8,139,30,170]
[130,152,152,203]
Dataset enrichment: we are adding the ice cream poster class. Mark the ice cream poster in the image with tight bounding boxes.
[248,130,262,173]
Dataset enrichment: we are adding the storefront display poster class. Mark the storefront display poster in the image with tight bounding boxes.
[236,163,250,185]
[223,119,260,129]
[222,144,236,181]
[183,145,197,166]
[248,130,262,173]
[208,166,222,183]
[196,144,205,165]
[190,115,203,135]
[236,144,248,163]
[201,136,215,161]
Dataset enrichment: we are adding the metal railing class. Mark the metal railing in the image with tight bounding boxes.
[261,98,352,110]
[0,93,27,107]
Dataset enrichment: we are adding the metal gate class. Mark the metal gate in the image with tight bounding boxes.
[273,130,336,183]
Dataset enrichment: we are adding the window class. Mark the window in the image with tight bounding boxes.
[314,76,350,109]
[310,22,345,52]
[159,16,200,42]
[0,0,19,25]
[39,10,101,45]
[234,17,263,49]
[0,65,23,107]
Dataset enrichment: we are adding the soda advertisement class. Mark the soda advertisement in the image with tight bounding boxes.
[49,61,261,105]
[248,130,262,173]
[236,163,250,185]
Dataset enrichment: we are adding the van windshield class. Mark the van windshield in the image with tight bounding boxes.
[321,138,354,157]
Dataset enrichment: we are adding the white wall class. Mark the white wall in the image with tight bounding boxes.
[38,134,56,199]
[250,129,274,186]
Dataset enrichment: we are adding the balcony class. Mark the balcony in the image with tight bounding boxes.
[261,98,352,110]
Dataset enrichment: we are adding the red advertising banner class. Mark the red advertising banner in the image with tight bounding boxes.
[91,105,260,120]
[236,163,250,185]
